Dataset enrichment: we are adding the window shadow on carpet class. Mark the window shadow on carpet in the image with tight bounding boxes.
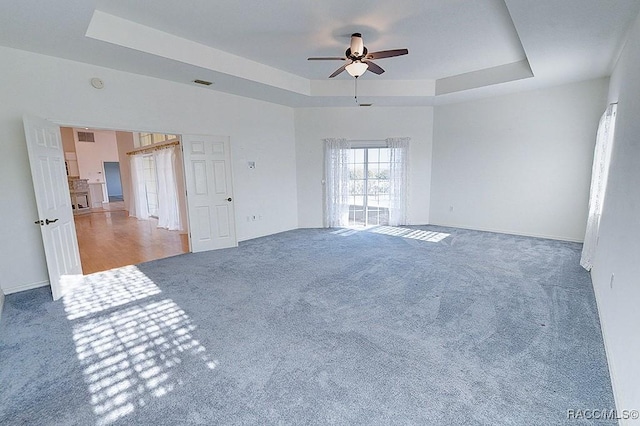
[331,225,450,242]
[61,266,218,425]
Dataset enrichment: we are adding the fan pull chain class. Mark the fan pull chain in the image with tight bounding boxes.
[354,76,359,105]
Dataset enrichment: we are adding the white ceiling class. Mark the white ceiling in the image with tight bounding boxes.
[1,0,639,107]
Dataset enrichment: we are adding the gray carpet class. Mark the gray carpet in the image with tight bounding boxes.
[0,226,615,425]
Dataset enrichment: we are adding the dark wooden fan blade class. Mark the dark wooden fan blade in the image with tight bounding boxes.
[366,49,408,60]
[364,60,385,75]
[308,57,347,61]
[329,63,348,78]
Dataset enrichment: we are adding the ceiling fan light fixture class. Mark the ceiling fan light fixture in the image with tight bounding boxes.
[346,61,368,77]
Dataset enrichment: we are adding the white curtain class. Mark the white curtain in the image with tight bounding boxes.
[129,154,149,220]
[387,137,410,226]
[580,103,617,271]
[324,138,351,227]
[154,146,183,231]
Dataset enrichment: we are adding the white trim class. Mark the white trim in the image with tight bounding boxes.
[590,272,624,424]
[0,290,5,322]
[3,280,49,295]
[427,221,584,243]
[348,139,388,149]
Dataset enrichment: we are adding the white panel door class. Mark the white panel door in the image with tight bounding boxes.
[23,114,82,300]
[182,134,237,252]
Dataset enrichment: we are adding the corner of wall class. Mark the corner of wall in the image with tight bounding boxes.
[0,289,5,323]
[590,9,640,422]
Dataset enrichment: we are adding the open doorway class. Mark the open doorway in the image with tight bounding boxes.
[61,127,189,274]
[24,115,238,299]
[104,161,123,202]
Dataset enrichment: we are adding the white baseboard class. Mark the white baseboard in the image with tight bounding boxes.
[590,273,629,425]
[427,221,584,243]
[3,280,49,295]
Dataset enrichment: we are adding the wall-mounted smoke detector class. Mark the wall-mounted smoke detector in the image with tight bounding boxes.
[193,79,213,86]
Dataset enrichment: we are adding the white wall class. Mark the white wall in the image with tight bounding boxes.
[295,107,434,228]
[591,12,640,424]
[0,46,298,295]
[430,78,609,241]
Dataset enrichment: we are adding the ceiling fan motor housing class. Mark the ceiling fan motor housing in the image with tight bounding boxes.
[350,33,365,57]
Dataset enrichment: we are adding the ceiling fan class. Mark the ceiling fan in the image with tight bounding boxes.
[308,33,408,78]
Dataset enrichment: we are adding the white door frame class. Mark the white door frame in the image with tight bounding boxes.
[29,119,239,298]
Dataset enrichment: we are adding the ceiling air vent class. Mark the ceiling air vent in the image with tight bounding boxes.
[77,131,95,142]
[193,79,213,86]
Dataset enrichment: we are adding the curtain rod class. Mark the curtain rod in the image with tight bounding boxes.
[126,140,180,156]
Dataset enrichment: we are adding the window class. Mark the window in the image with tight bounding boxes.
[136,133,179,148]
[324,137,408,228]
[348,148,391,226]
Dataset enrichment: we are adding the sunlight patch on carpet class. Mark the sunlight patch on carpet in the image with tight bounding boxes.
[62,266,161,320]
[62,266,218,425]
[368,226,450,242]
[330,226,450,242]
[330,228,361,236]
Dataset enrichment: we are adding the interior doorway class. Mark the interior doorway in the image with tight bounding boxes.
[25,115,238,299]
[104,161,123,202]
[61,127,190,274]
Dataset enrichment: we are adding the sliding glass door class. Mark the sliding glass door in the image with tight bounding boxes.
[347,148,391,226]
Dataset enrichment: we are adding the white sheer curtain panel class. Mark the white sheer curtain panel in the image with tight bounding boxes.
[129,154,150,220]
[387,137,410,226]
[154,146,183,231]
[324,138,351,227]
[580,103,617,271]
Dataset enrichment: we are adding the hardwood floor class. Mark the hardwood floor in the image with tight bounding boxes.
[74,203,189,274]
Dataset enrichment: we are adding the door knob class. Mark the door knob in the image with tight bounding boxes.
[45,218,59,225]
[226,197,232,202]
